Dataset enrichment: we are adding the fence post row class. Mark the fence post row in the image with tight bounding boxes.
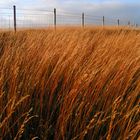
[9,5,138,31]
[13,5,16,32]
[54,8,56,30]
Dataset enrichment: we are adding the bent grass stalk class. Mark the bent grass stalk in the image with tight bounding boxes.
[0,27,140,140]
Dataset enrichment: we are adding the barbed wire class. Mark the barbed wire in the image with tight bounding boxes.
[0,6,138,31]
[17,8,53,13]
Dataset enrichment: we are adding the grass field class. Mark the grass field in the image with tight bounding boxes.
[0,27,140,140]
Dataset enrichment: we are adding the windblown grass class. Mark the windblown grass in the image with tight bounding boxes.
[0,27,140,140]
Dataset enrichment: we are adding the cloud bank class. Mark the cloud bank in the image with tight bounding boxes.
[38,0,140,24]
[0,0,139,27]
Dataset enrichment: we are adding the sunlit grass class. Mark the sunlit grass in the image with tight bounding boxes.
[0,27,140,140]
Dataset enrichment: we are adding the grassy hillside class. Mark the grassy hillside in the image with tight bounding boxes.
[0,28,140,140]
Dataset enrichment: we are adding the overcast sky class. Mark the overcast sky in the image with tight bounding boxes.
[0,0,140,26]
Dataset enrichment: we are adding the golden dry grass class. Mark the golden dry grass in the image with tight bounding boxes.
[0,27,140,140]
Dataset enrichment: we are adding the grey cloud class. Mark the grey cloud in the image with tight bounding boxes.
[38,1,140,24]
[0,0,17,6]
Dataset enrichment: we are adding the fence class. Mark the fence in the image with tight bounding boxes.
[0,5,139,32]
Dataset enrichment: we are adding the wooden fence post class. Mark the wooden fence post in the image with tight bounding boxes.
[117,19,120,27]
[13,5,16,32]
[128,21,130,27]
[102,16,105,27]
[82,13,85,28]
[54,8,56,30]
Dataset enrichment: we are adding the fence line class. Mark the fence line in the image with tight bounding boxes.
[0,5,139,32]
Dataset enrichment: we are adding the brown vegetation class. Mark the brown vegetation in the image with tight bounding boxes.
[0,27,140,140]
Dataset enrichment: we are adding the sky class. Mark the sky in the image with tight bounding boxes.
[0,0,140,27]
